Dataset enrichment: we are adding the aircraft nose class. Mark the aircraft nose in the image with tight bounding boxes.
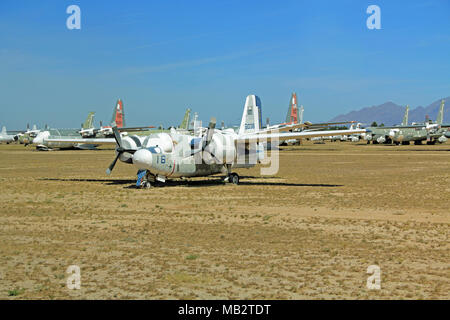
[133,148,153,170]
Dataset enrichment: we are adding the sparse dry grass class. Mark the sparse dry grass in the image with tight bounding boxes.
[0,142,448,299]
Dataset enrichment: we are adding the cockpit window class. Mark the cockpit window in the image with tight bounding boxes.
[147,146,162,153]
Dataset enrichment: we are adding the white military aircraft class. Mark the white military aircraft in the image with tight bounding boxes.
[0,127,17,144]
[47,95,366,187]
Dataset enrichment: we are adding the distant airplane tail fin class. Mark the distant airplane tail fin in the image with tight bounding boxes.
[111,99,125,128]
[1,126,6,134]
[179,108,191,130]
[238,94,262,135]
[299,105,304,124]
[402,105,409,126]
[285,92,299,124]
[82,112,95,129]
[436,99,445,125]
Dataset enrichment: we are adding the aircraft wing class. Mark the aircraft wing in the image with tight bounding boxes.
[263,121,356,133]
[44,137,117,145]
[236,129,366,143]
[118,126,155,132]
[306,121,356,127]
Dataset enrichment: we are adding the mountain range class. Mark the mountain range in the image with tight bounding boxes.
[329,97,450,126]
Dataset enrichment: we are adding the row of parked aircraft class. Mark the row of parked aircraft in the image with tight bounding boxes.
[5,93,447,187]
[364,100,450,145]
[13,93,361,187]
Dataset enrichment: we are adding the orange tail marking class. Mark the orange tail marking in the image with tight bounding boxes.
[115,99,124,128]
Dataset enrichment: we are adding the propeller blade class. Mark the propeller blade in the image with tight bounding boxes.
[205,117,216,144]
[106,153,121,175]
[112,125,123,147]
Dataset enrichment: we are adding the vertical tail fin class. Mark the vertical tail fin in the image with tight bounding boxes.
[436,99,445,124]
[179,108,191,130]
[1,126,6,134]
[299,105,304,124]
[111,99,125,128]
[285,92,299,124]
[82,112,95,129]
[402,105,409,126]
[238,94,262,135]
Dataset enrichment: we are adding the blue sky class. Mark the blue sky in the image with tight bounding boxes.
[0,0,449,129]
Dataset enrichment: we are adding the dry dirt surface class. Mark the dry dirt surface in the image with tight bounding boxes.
[0,141,448,299]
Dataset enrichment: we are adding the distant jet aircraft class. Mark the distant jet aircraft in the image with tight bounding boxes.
[47,94,366,187]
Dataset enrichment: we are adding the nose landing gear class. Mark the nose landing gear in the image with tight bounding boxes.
[136,170,154,188]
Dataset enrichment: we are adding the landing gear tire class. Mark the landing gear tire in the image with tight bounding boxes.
[143,181,152,189]
[229,173,240,185]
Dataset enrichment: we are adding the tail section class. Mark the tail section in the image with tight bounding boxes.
[238,94,262,135]
[402,105,409,126]
[436,99,445,124]
[179,108,191,130]
[299,105,304,124]
[111,99,125,128]
[1,126,6,134]
[285,92,299,124]
[82,112,95,129]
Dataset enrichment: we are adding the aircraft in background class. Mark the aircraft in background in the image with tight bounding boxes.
[32,99,129,150]
[46,94,366,187]
[138,108,192,135]
[32,111,101,151]
[77,99,153,138]
[365,100,449,145]
[364,105,411,144]
[16,124,41,145]
[266,93,357,145]
[0,127,17,144]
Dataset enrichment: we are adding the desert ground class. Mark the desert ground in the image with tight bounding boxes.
[0,141,448,299]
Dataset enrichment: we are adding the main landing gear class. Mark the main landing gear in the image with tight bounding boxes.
[223,164,240,185]
[136,170,157,189]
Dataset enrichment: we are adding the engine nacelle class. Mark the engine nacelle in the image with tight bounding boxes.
[142,132,173,152]
[203,133,235,164]
[438,135,447,143]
